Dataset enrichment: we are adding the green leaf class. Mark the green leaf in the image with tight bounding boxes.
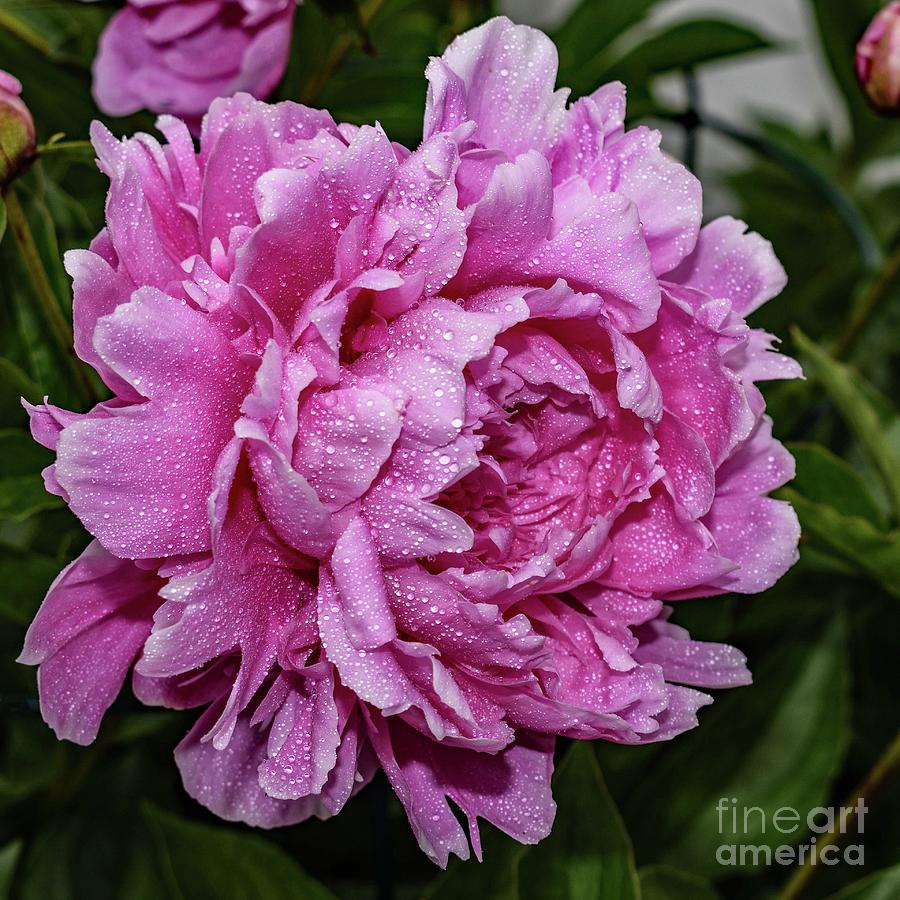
[424,827,523,900]
[143,804,337,900]
[18,796,168,900]
[639,865,720,900]
[0,18,95,142]
[0,429,53,477]
[0,840,22,900]
[425,743,640,900]
[284,0,450,150]
[622,614,849,876]
[0,720,67,809]
[517,742,640,900]
[0,474,62,521]
[14,752,176,900]
[780,487,900,598]
[793,329,900,519]
[609,18,777,78]
[0,546,59,624]
[554,0,659,95]
[0,192,83,410]
[0,195,6,245]
[723,119,866,345]
[108,710,186,746]
[278,2,340,103]
[827,862,900,899]
[0,357,42,404]
[789,442,885,524]
[0,357,42,428]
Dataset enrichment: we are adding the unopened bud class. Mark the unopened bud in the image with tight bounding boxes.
[857,2,900,115]
[0,71,36,185]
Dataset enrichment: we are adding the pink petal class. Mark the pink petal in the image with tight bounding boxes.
[222,8,295,102]
[453,150,553,288]
[386,566,546,671]
[255,665,342,801]
[425,17,568,158]
[363,490,474,559]
[592,126,701,275]
[550,84,626,183]
[520,193,661,333]
[138,459,311,748]
[352,297,503,452]
[666,216,787,314]
[233,168,339,330]
[200,96,339,246]
[92,3,295,124]
[376,133,468,296]
[633,612,751,688]
[728,329,804,383]
[237,418,334,558]
[175,698,319,828]
[605,487,735,595]
[330,516,397,649]
[65,250,141,399]
[90,122,198,288]
[317,569,442,733]
[24,400,83,452]
[636,292,754,465]
[605,323,663,421]
[452,165,660,333]
[132,657,237,710]
[55,289,252,559]
[366,712,556,867]
[716,413,795,497]
[704,495,800,595]
[293,387,402,510]
[654,412,716,519]
[19,542,161,745]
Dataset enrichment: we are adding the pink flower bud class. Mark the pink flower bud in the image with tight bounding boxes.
[0,70,36,185]
[856,2,900,114]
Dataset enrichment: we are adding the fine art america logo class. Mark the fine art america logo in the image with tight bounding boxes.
[715,798,867,867]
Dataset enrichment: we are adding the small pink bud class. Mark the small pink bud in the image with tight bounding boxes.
[0,70,36,185]
[856,2,900,115]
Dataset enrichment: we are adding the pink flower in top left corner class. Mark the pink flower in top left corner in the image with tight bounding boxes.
[86,0,299,125]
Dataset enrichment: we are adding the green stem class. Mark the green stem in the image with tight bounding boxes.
[834,240,900,360]
[778,729,900,900]
[2,185,96,406]
[0,6,89,70]
[36,140,94,158]
[0,9,54,58]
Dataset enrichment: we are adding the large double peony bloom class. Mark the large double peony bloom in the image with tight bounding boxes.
[20,18,800,866]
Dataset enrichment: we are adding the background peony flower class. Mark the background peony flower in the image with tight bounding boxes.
[856,1,900,114]
[20,17,799,866]
[90,0,299,128]
[0,70,35,185]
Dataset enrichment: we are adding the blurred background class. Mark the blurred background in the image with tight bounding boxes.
[1,0,899,898]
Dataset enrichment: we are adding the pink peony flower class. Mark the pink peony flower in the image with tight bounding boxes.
[856,2,900,114]
[90,0,299,127]
[20,17,800,866]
